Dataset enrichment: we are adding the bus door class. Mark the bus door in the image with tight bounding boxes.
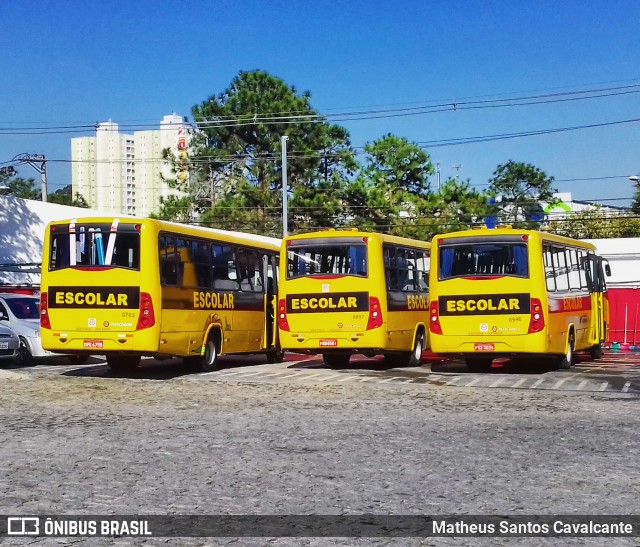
[262,254,278,350]
[586,254,609,344]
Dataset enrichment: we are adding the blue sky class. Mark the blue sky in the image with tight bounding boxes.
[1,0,639,206]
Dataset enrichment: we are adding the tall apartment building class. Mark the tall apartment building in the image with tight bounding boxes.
[71,114,188,216]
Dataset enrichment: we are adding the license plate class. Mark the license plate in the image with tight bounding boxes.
[83,340,104,349]
[319,339,338,347]
[0,342,8,349]
[474,343,495,351]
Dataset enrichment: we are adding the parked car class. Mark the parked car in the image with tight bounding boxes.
[0,324,20,362]
[0,293,88,366]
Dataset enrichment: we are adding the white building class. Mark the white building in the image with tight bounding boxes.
[544,192,628,220]
[71,114,189,217]
[0,196,128,290]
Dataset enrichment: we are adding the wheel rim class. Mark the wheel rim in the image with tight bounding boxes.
[413,334,424,361]
[205,339,217,367]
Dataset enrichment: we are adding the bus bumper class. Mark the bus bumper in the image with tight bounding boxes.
[281,330,388,354]
[429,332,547,356]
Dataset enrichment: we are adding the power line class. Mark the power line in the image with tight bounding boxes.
[2,83,640,134]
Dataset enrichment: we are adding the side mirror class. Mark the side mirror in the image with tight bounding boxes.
[605,264,611,277]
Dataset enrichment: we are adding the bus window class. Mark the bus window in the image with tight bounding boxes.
[237,249,263,292]
[439,242,528,280]
[159,234,179,286]
[191,240,211,288]
[212,244,239,290]
[287,241,368,279]
[112,232,140,269]
[48,223,141,271]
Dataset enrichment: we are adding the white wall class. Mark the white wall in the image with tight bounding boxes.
[583,238,640,288]
[0,196,114,285]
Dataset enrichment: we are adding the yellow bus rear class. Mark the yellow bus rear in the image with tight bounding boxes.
[278,230,430,367]
[40,217,282,371]
[428,227,609,371]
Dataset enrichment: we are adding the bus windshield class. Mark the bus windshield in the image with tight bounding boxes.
[439,241,528,280]
[287,240,367,279]
[48,222,141,271]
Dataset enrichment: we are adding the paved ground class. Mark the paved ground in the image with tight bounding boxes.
[1,351,639,546]
[10,349,640,397]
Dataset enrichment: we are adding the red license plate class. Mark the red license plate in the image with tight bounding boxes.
[319,339,338,347]
[83,340,104,349]
[474,343,495,351]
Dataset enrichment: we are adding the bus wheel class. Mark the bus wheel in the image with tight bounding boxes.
[407,330,425,367]
[197,336,219,373]
[557,332,575,370]
[323,353,350,368]
[388,331,426,367]
[266,348,285,364]
[589,344,603,360]
[465,357,493,372]
[106,355,141,372]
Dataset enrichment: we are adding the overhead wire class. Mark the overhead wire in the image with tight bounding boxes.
[2,82,640,134]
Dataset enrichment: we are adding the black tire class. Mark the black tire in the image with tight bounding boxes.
[14,337,32,366]
[322,353,351,368]
[407,330,425,367]
[197,336,220,372]
[266,348,285,364]
[589,344,603,360]
[67,355,89,365]
[386,331,426,367]
[106,355,141,372]
[465,357,493,372]
[557,332,575,370]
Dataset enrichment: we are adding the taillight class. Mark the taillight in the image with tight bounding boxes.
[278,298,290,331]
[429,300,442,335]
[136,292,155,330]
[366,297,383,330]
[528,297,545,333]
[40,291,51,329]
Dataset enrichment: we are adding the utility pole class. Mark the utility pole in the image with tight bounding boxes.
[13,154,48,202]
[452,163,462,182]
[436,162,441,191]
[281,135,289,237]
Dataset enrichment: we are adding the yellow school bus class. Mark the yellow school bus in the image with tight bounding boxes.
[278,229,430,367]
[40,217,282,371]
[429,226,610,371]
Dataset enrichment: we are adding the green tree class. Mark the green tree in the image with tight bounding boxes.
[344,135,433,235]
[0,174,41,199]
[47,185,89,207]
[548,207,640,238]
[487,160,557,228]
[187,70,356,236]
[429,178,489,234]
[631,186,640,215]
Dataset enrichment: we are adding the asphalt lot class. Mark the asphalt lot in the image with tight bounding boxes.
[6,349,640,397]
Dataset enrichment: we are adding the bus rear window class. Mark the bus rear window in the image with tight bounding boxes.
[48,223,141,271]
[439,242,528,280]
[287,242,367,279]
